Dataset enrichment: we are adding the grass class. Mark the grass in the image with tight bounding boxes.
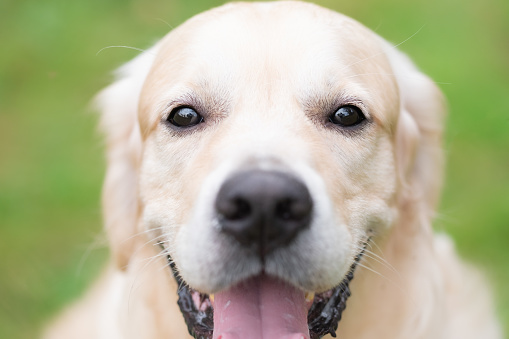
[0,0,507,337]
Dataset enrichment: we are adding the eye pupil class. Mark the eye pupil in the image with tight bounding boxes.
[167,107,203,127]
[330,105,365,127]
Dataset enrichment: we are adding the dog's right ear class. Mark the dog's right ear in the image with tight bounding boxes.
[95,47,158,270]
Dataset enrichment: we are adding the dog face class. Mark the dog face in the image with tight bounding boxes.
[98,1,444,337]
[139,2,400,293]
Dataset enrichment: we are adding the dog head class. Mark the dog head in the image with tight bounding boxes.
[97,1,445,338]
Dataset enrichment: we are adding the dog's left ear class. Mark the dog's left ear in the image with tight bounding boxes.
[386,45,447,220]
[95,48,157,269]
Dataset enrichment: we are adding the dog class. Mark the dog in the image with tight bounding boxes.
[44,2,502,338]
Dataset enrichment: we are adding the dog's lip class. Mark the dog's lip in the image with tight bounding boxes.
[167,244,366,339]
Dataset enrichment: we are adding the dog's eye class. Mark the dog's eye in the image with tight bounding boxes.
[329,105,365,127]
[167,107,203,127]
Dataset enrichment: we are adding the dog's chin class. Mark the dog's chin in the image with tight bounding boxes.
[168,249,364,339]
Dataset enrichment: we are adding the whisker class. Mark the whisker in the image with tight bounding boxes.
[136,247,172,264]
[75,233,108,278]
[340,25,426,73]
[366,238,381,252]
[127,246,168,317]
[96,45,151,56]
[356,261,421,308]
[155,18,175,30]
[393,24,426,49]
[357,262,386,279]
[127,233,172,263]
[361,251,399,275]
[372,20,383,33]
[344,72,397,80]
[119,225,167,245]
[344,72,451,86]
[361,241,403,277]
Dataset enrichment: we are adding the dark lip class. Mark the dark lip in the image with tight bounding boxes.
[164,245,367,339]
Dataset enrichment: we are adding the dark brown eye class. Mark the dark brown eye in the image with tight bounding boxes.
[167,107,203,127]
[329,105,365,127]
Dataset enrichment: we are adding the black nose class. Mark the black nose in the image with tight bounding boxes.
[215,170,313,257]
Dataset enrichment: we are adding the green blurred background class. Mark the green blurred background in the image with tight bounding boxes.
[0,0,507,337]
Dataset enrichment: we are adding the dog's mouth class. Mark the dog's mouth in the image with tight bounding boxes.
[167,250,364,339]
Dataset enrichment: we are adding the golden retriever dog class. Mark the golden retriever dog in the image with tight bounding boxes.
[45,2,502,338]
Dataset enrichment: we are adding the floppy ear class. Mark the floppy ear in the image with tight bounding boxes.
[386,46,447,221]
[95,47,158,269]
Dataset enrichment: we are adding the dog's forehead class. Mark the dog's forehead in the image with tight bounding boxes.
[139,2,399,133]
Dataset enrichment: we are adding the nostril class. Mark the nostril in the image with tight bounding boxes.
[218,198,251,221]
[275,199,312,221]
[276,200,293,220]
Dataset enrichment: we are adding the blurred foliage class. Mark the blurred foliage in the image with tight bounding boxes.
[0,0,507,338]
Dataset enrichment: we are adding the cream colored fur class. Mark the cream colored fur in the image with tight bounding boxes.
[44,2,501,338]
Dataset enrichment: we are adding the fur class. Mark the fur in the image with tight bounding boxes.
[44,2,501,338]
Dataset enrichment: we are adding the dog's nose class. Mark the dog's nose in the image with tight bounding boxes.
[215,170,313,257]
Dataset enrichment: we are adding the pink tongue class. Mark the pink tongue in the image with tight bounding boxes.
[212,275,309,339]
